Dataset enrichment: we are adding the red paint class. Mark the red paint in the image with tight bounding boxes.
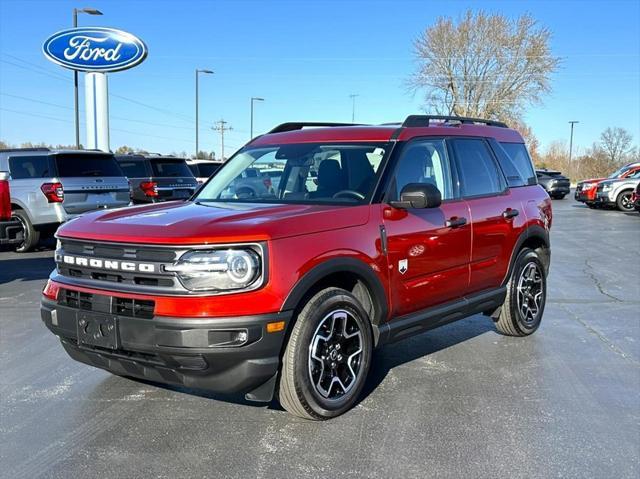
[0,176,11,221]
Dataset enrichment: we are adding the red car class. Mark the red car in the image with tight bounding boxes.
[632,183,640,213]
[42,116,552,419]
[0,171,22,246]
[575,162,640,208]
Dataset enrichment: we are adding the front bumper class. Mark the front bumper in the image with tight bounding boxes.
[595,191,615,205]
[41,297,291,401]
[0,219,22,245]
[574,190,594,202]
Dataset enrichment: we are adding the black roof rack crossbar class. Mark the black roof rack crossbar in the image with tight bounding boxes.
[268,122,364,134]
[0,147,51,153]
[402,115,508,128]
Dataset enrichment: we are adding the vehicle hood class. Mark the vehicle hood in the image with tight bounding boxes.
[57,201,371,245]
[578,178,605,185]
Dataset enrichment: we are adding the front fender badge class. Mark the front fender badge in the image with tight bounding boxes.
[399,259,408,275]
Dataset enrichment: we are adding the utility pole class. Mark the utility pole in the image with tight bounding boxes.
[569,120,579,178]
[195,69,214,158]
[212,119,233,161]
[349,94,359,123]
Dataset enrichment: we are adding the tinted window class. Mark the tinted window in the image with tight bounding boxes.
[491,141,527,187]
[117,160,148,178]
[452,139,505,197]
[150,159,192,177]
[8,156,52,179]
[500,143,536,185]
[55,154,123,177]
[197,163,220,177]
[392,139,453,200]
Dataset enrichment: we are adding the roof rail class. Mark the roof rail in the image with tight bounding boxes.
[268,122,364,134]
[402,115,508,128]
[0,147,51,153]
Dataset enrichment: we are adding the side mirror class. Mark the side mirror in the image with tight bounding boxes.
[390,183,442,209]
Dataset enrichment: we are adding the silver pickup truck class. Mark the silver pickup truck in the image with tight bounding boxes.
[0,148,130,252]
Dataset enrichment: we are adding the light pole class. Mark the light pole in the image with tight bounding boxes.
[195,69,214,158]
[250,97,264,139]
[349,94,359,123]
[73,7,103,149]
[569,120,579,178]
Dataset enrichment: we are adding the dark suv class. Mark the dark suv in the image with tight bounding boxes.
[116,155,198,203]
[536,169,570,199]
[42,116,552,420]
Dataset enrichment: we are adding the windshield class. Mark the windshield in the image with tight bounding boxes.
[196,143,388,204]
[150,159,193,177]
[55,154,123,177]
[608,165,634,179]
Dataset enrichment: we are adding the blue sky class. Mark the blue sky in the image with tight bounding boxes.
[1,0,639,158]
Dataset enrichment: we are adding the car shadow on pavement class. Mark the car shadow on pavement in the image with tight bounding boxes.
[0,257,55,284]
[360,315,496,403]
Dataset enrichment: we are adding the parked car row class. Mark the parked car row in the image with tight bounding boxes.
[0,148,224,252]
[575,162,640,212]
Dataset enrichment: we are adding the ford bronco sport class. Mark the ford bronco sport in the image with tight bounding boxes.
[41,116,552,420]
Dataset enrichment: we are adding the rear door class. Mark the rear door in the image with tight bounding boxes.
[55,153,130,214]
[449,138,520,294]
[149,158,198,201]
[7,154,58,224]
[382,138,471,317]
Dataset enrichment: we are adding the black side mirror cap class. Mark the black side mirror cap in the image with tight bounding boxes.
[390,182,442,209]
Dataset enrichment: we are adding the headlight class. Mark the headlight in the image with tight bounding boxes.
[602,184,613,191]
[165,247,263,292]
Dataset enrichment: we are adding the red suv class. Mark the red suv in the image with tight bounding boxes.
[41,116,552,420]
[575,162,640,208]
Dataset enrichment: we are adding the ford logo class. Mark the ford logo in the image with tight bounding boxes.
[43,27,147,72]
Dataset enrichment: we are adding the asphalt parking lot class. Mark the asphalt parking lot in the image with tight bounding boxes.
[1,197,638,479]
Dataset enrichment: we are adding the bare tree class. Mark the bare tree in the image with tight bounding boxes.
[599,127,633,165]
[409,10,560,122]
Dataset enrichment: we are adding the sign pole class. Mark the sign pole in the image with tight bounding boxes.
[85,72,110,152]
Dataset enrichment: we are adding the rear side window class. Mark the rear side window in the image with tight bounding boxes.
[499,143,536,186]
[150,160,192,177]
[198,164,220,177]
[56,154,123,177]
[8,156,53,179]
[118,161,148,178]
[451,139,506,197]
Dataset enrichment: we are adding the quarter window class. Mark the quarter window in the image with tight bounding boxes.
[391,139,453,200]
[499,142,536,185]
[451,139,505,197]
[8,156,52,179]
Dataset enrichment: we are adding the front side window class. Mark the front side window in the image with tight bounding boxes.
[390,139,453,200]
[452,139,505,197]
[55,154,123,177]
[196,143,387,204]
[8,155,52,179]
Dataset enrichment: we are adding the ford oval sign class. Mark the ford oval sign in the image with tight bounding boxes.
[43,27,147,72]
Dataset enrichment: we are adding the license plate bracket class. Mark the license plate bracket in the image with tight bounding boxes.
[77,312,119,350]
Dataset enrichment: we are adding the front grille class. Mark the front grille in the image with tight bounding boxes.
[56,239,186,294]
[59,288,155,319]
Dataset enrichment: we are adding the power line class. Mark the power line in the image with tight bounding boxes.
[212,119,233,160]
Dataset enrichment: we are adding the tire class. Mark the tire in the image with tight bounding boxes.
[616,190,634,212]
[12,209,40,253]
[495,248,546,337]
[278,287,373,420]
[554,194,566,200]
[586,203,598,209]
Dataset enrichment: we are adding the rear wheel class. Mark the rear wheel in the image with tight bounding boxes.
[278,287,373,420]
[616,190,634,212]
[553,194,566,200]
[12,210,40,253]
[495,248,546,336]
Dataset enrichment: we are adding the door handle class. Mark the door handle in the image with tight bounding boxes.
[445,216,467,228]
[502,208,519,219]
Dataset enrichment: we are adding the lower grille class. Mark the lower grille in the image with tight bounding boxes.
[59,288,155,319]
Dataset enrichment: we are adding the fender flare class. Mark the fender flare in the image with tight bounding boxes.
[281,257,389,325]
[502,224,550,286]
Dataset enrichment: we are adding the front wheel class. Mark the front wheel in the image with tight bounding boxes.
[495,248,547,336]
[616,190,634,212]
[278,287,373,420]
